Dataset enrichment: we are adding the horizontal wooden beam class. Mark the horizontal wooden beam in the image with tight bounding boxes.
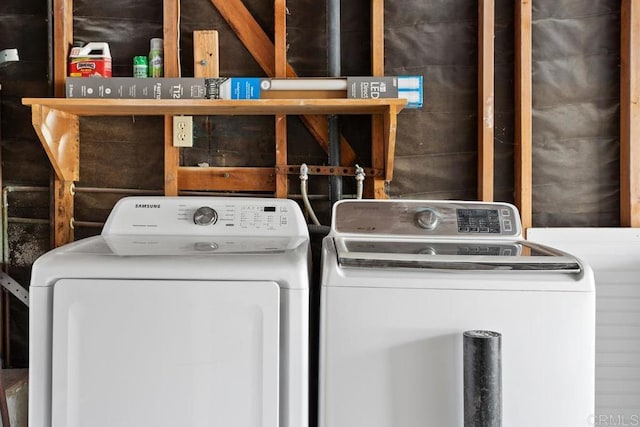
[178,167,276,191]
[23,98,407,116]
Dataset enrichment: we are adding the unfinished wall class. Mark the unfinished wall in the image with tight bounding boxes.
[0,0,626,366]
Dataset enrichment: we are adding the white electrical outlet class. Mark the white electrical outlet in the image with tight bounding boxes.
[173,116,193,147]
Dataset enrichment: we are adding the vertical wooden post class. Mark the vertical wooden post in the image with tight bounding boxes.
[53,0,73,98]
[194,30,220,77]
[621,0,640,227]
[53,180,74,246]
[515,0,533,231]
[478,0,495,202]
[164,0,180,196]
[371,0,387,198]
[52,0,75,246]
[274,0,289,198]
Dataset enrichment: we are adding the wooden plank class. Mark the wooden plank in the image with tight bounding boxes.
[53,0,73,97]
[163,0,180,196]
[193,30,220,78]
[371,0,387,198]
[274,0,288,78]
[23,98,408,116]
[275,115,289,197]
[478,0,495,202]
[621,0,640,226]
[53,179,74,246]
[383,108,398,182]
[515,0,533,231]
[208,0,357,165]
[178,167,276,192]
[163,0,180,77]
[274,0,288,198]
[371,0,385,75]
[52,0,75,247]
[209,0,283,77]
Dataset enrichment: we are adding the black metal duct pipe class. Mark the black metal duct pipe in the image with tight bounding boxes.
[464,330,502,427]
[327,0,342,206]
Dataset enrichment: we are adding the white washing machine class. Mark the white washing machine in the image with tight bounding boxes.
[319,200,595,427]
[29,196,310,427]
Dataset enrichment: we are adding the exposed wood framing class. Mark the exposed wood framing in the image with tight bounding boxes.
[178,167,275,192]
[53,180,74,246]
[194,30,220,77]
[478,0,495,202]
[24,98,407,116]
[53,0,73,98]
[515,0,533,230]
[52,0,75,246]
[163,0,180,196]
[274,0,289,198]
[34,0,405,247]
[383,104,398,181]
[371,0,388,198]
[621,0,640,226]
[208,0,357,166]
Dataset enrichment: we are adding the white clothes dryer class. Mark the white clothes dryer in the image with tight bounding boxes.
[319,199,595,427]
[30,196,310,427]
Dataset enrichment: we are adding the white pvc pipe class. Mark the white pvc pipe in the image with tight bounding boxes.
[355,164,365,200]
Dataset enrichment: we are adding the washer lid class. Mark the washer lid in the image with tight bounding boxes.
[334,238,582,272]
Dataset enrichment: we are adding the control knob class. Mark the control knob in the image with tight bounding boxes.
[414,208,439,230]
[193,206,218,226]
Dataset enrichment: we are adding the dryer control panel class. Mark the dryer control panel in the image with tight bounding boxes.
[333,200,522,238]
[102,196,308,237]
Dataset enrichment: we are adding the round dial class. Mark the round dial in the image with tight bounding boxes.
[193,206,218,226]
[414,208,439,230]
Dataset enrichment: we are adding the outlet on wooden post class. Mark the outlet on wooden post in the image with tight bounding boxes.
[173,116,193,147]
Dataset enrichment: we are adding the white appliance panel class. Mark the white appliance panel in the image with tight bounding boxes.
[320,200,596,427]
[528,228,640,423]
[51,279,280,427]
[320,286,595,427]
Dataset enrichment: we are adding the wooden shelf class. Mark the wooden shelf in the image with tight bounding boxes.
[23,97,407,116]
[23,97,406,183]
[37,0,404,246]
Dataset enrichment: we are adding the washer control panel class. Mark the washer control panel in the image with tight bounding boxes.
[103,196,307,237]
[333,200,522,238]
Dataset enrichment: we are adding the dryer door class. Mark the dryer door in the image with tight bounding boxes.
[51,279,280,427]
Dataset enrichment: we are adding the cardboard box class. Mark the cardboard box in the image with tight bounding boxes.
[346,76,423,108]
[65,75,424,108]
[66,78,208,99]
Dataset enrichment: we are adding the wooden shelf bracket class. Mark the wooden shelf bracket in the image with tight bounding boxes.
[30,104,79,182]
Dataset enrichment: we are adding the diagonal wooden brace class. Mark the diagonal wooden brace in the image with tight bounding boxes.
[209,0,357,166]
